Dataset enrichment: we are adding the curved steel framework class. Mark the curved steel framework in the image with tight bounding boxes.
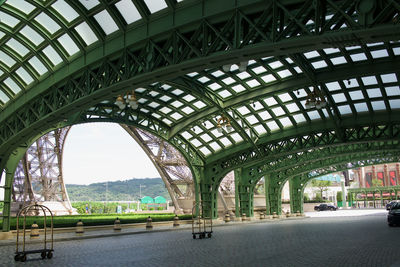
[12,127,73,215]
[0,0,400,231]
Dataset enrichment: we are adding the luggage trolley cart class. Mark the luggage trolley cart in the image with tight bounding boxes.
[14,203,54,262]
[191,201,213,239]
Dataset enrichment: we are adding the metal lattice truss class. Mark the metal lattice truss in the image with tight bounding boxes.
[0,0,399,216]
[121,124,194,212]
[12,127,73,213]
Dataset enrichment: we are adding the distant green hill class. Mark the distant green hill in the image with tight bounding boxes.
[66,178,170,201]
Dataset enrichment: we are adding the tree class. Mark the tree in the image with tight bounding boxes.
[311,179,332,200]
[372,178,383,187]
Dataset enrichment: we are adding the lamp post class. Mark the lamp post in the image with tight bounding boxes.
[138,184,146,211]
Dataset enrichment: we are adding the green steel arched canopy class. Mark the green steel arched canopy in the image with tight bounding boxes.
[0,0,399,171]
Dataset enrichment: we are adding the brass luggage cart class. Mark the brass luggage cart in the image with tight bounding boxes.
[191,201,213,239]
[14,203,54,262]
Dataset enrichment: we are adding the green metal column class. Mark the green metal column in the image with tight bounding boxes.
[238,184,254,218]
[2,170,13,232]
[264,174,271,215]
[194,177,200,217]
[265,174,283,215]
[234,169,240,218]
[236,169,254,218]
[289,175,304,214]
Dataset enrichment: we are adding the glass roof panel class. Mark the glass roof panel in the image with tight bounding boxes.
[4,77,21,94]
[15,67,34,85]
[42,46,63,66]
[272,107,285,116]
[350,53,367,61]
[307,110,320,120]
[345,78,359,88]
[6,38,29,57]
[6,0,35,15]
[143,0,168,13]
[252,66,267,74]
[94,10,119,35]
[279,117,292,128]
[338,105,352,115]
[285,103,299,113]
[232,84,246,93]
[0,91,9,103]
[0,11,19,28]
[362,76,378,86]
[325,81,341,91]
[199,147,211,156]
[389,99,400,109]
[269,61,283,69]
[311,60,328,69]
[261,74,276,83]
[371,49,389,59]
[331,56,347,65]
[57,34,80,56]
[75,22,98,46]
[246,79,260,88]
[52,0,79,23]
[381,73,397,83]
[371,101,386,111]
[277,69,292,78]
[266,121,279,131]
[332,93,347,103]
[354,103,369,113]
[367,88,382,98]
[79,0,100,10]
[28,56,48,75]
[0,51,16,68]
[35,13,61,35]
[278,93,292,102]
[293,114,306,123]
[323,48,340,54]
[304,51,319,59]
[349,90,364,101]
[254,124,267,135]
[20,25,45,47]
[385,86,400,96]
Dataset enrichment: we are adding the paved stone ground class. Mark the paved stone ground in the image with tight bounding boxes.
[1,212,399,267]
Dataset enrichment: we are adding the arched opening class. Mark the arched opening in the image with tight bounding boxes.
[281,180,290,214]
[9,122,198,217]
[217,171,235,219]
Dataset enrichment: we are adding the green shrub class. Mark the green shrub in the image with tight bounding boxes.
[337,191,343,202]
[0,213,192,230]
[303,193,310,202]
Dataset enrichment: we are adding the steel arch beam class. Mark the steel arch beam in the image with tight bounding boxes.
[205,123,400,182]
[1,0,400,162]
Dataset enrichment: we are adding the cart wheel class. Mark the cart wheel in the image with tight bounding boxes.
[208,233,212,238]
[14,254,20,261]
[192,234,196,239]
[21,254,27,262]
[41,251,46,259]
[47,251,53,259]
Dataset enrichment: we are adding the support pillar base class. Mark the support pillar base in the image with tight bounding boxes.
[0,231,13,240]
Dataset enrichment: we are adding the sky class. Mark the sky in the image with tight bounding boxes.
[63,123,160,185]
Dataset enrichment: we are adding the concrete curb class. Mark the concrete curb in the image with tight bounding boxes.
[0,216,309,246]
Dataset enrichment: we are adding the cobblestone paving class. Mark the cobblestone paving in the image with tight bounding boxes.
[1,213,399,267]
